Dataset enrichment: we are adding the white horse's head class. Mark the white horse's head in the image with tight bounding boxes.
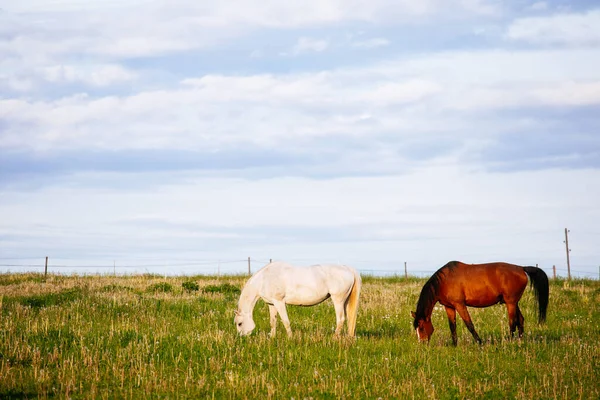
[234,310,255,336]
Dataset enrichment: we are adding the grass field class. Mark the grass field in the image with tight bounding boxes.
[0,273,598,399]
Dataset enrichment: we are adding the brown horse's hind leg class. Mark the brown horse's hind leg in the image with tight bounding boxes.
[444,306,458,346]
[455,305,482,344]
[506,303,521,338]
[516,304,524,337]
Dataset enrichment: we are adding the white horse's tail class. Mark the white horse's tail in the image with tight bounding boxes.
[345,268,362,337]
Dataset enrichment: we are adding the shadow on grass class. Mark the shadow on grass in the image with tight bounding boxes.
[423,331,567,347]
[358,328,405,339]
[0,353,33,367]
[0,388,39,399]
[11,288,84,309]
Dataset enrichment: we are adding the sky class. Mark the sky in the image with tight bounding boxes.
[1,0,599,277]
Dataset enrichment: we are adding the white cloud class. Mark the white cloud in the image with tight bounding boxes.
[532,81,600,106]
[5,0,501,24]
[527,2,548,11]
[40,64,137,86]
[441,80,600,110]
[2,48,600,152]
[392,48,600,83]
[506,10,600,46]
[351,38,390,48]
[0,0,502,65]
[364,80,441,104]
[0,75,35,92]
[288,37,329,56]
[249,49,263,58]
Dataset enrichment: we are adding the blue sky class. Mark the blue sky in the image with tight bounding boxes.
[1,0,599,277]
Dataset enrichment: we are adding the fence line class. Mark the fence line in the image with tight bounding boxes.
[0,260,247,268]
[0,257,598,279]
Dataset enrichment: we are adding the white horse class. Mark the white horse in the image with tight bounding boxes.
[234,261,362,337]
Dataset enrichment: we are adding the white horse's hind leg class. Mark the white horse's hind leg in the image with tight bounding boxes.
[268,304,278,337]
[332,296,346,336]
[272,300,293,337]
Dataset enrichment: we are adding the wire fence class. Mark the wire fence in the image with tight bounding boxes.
[1,257,598,279]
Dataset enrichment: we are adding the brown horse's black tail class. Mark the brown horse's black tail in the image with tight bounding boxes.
[523,266,549,323]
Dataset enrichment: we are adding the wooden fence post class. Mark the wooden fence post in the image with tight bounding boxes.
[404,262,407,278]
[248,257,251,276]
[44,256,48,280]
[553,265,556,279]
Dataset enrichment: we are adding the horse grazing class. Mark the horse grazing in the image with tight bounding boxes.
[235,261,361,337]
[411,261,549,345]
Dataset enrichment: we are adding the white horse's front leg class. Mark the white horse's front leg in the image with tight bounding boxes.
[268,304,278,337]
[332,295,346,336]
[272,301,292,337]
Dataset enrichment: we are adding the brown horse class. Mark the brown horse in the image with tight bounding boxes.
[411,261,549,345]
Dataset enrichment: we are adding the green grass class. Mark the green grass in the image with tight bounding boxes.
[182,281,200,292]
[0,273,598,399]
[202,282,241,295]
[146,282,174,293]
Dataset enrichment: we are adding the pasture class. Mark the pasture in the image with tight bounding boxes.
[0,273,598,399]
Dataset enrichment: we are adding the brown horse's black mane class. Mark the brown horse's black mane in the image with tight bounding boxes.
[413,261,459,328]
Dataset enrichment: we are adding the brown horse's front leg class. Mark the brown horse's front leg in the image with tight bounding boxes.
[444,306,458,346]
[456,305,482,344]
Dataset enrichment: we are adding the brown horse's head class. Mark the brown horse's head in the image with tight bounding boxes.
[411,311,434,342]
